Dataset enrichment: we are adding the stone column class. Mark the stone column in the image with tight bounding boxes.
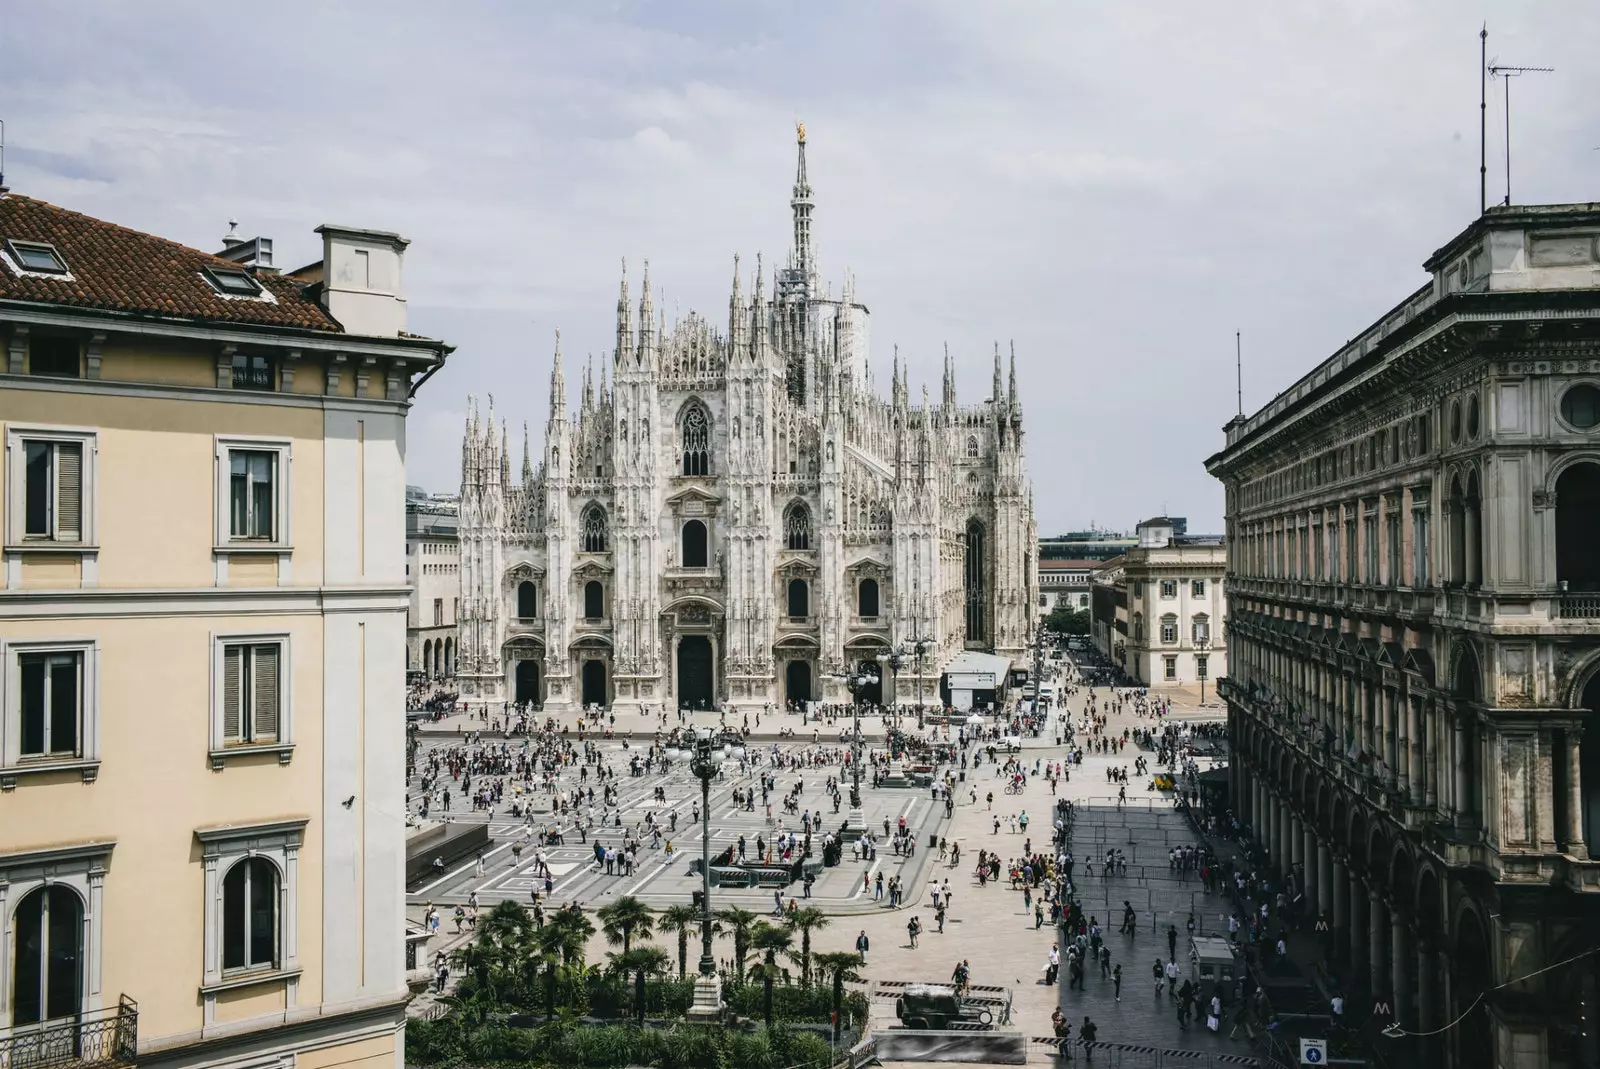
[1349,872,1367,978]
[1382,686,1397,789]
[1317,841,1333,921]
[1369,888,1389,995]
[1424,699,1439,811]
[1331,856,1349,960]
[1567,729,1588,858]
[1303,825,1320,914]
[1453,713,1470,821]
[1416,941,1436,1063]
[1291,815,1305,872]
[1406,694,1423,803]
[1392,916,1412,1029]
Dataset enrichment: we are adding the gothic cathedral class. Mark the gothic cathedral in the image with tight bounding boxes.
[457,128,1037,715]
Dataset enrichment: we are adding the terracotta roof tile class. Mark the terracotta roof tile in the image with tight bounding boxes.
[0,193,341,332]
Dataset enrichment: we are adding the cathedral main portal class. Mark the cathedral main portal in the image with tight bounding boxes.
[677,635,714,710]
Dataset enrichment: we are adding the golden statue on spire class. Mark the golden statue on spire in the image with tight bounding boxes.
[796,121,806,144]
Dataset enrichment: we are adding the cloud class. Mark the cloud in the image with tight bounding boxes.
[4,0,1600,534]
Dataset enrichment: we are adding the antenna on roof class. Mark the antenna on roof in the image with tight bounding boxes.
[1488,56,1553,206]
[0,118,7,193]
[1235,331,1242,417]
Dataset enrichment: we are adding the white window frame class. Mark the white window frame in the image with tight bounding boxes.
[195,818,306,1022]
[1,638,101,789]
[5,425,100,583]
[1160,617,1178,645]
[209,631,293,768]
[214,436,292,551]
[1164,655,1178,681]
[1159,580,1177,599]
[0,841,114,1028]
[1191,579,1206,598]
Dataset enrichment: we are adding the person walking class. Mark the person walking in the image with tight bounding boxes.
[1112,962,1122,1002]
[907,915,922,948]
[1167,923,1178,961]
[1152,957,1165,996]
[855,929,870,963]
[1080,1017,1098,1062]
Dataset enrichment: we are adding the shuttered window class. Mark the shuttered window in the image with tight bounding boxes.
[21,440,83,542]
[222,643,281,744]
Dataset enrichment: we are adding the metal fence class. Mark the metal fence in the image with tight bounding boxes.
[1031,1035,1276,1068]
[0,996,138,1069]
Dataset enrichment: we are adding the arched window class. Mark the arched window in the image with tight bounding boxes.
[785,501,811,550]
[581,504,608,553]
[1133,612,1144,642]
[966,436,979,458]
[965,519,986,642]
[584,580,604,619]
[223,857,279,972]
[422,639,432,678]
[1191,614,1211,645]
[682,520,708,568]
[1160,614,1178,644]
[517,580,538,618]
[858,577,880,618]
[787,578,810,619]
[681,404,710,476]
[443,637,453,676]
[12,885,83,1026]
[1556,462,1600,592]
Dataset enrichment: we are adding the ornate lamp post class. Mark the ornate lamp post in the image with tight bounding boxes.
[913,638,934,724]
[830,671,871,838]
[1195,623,1213,706]
[678,727,743,1021]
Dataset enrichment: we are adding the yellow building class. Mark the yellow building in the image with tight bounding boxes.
[0,193,449,1069]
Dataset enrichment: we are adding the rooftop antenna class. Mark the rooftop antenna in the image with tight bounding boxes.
[1479,26,1487,215]
[0,118,7,192]
[1235,331,1243,417]
[1487,56,1553,206]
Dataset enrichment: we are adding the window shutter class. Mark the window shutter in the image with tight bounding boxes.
[252,645,280,741]
[223,646,243,741]
[55,443,82,540]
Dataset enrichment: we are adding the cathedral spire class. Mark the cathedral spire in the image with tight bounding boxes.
[943,343,956,408]
[522,422,532,482]
[729,254,748,357]
[992,342,1004,403]
[638,259,656,367]
[582,355,594,414]
[615,259,633,366]
[501,421,509,484]
[1008,341,1019,410]
[550,330,566,418]
[791,122,813,275]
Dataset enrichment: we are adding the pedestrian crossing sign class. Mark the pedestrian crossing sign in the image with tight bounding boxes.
[1299,1038,1327,1064]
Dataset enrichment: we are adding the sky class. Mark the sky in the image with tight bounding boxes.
[4,1,1598,534]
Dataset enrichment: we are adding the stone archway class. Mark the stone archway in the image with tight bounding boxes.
[1453,909,1495,1068]
[515,660,542,706]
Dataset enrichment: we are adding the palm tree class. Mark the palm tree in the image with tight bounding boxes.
[597,895,655,953]
[747,921,793,1030]
[716,905,759,982]
[534,924,567,1020]
[784,905,830,985]
[609,946,671,1023]
[813,951,865,1044]
[547,905,596,968]
[657,903,702,980]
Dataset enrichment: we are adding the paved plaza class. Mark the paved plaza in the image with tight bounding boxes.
[407,674,1256,1060]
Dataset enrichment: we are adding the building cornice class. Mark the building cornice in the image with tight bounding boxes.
[0,371,414,415]
[0,584,411,620]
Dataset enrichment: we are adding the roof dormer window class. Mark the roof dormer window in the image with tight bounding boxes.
[5,239,69,275]
[202,265,263,297]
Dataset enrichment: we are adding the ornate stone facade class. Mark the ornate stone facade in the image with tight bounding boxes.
[457,129,1037,715]
[1206,204,1600,1068]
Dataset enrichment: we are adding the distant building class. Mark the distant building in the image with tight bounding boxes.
[1038,557,1097,616]
[1089,517,1226,687]
[1038,528,1137,562]
[406,486,459,679]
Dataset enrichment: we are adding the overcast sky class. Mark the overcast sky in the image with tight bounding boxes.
[5,1,1598,533]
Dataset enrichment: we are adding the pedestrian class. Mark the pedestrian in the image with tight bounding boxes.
[908,915,921,948]
[1112,963,1122,1001]
[1167,923,1178,961]
[1165,958,1179,996]
[1152,957,1164,996]
[1080,1017,1098,1062]
[856,929,870,963]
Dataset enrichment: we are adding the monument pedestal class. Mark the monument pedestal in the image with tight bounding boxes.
[686,972,723,1023]
[842,805,867,841]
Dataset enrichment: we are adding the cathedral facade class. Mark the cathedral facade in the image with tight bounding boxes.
[456,129,1037,715]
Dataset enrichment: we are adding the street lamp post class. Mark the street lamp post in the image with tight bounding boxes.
[683,727,742,1021]
[830,671,870,838]
[1195,626,1212,706]
[913,638,934,726]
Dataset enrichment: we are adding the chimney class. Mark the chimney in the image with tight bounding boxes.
[314,224,409,337]
[215,221,275,272]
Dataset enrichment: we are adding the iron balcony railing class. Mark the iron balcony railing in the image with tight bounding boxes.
[0,996,137,1069]
[1559,590,1600,619]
